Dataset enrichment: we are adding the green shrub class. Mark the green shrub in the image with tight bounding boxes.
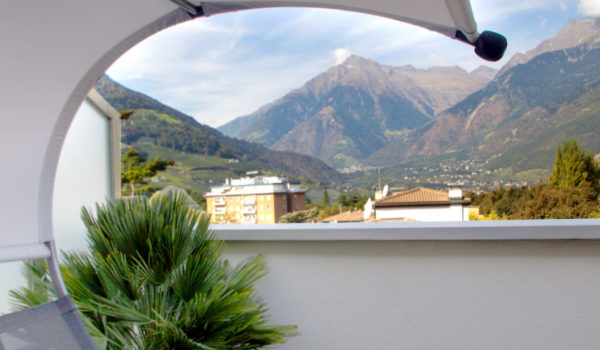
[11,193,295,349]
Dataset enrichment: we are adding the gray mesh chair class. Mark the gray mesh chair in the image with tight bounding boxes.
[0,243,97,350]
[0,296,96,350]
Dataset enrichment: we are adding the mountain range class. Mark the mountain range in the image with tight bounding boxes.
[95,76,342,185]
[366,17,600,172]
[219,56,495,168]
[220,17,600,180]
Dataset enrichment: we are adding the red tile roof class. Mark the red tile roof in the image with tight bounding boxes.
[374,187,469,208]
[322,210,364,223]
[364,217,419,222]
[378,187,448,204]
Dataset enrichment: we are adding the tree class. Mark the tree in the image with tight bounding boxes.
[520,183,599,219]
[549,140,600,191]
[119,109,134,120]
[471,186,531,218]
[11,193,296,349]
[279,208,318,223]
[335,193,366,211]
[121,148,174,196]
[315,206,343,222]
[322,189,330,206]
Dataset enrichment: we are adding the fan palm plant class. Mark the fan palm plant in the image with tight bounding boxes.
[10,193,295,349]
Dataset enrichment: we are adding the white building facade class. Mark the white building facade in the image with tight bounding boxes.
[368,187,471,222]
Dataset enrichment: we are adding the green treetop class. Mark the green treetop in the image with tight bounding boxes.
[121,148,174,196]
[549,140,600,191]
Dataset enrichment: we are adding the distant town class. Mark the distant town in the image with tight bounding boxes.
[343,158,532,194]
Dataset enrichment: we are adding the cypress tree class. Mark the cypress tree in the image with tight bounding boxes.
[322,189,330,205]
[549,140,600,191]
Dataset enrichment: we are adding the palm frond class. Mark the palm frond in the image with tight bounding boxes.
[10,192,296,349]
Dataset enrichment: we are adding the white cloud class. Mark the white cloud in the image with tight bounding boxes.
[333,48,352,65]
[560,2,569,11]
[578,0,600,15]
[470,0,548,24]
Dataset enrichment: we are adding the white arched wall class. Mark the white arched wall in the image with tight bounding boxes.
[0,1,187,255]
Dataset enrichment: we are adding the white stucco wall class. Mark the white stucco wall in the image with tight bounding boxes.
[0,96,117,314]
[376,203,467,221]
[53,97,115,252]
[223,239,600,350]
[464,206,471,220]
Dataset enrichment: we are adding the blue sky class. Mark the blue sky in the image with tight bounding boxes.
[106,0,599,127]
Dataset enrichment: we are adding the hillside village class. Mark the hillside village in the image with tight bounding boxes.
[358,159,528,192]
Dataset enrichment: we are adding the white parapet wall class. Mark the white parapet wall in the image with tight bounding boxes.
[221,229,600,350]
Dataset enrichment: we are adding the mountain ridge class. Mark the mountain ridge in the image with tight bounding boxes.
[219,55,495,168]
[366,42,600,175]
[95,75,343,185]
[498,17,600,76]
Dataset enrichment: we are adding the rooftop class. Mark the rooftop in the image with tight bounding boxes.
[322,210,365,223]
[206,176,305,196]
[211,176,289,188]
[375,187,469,207]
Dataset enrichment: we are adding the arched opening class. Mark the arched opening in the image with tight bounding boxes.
[2,0,495,315]
[39,0,496,236]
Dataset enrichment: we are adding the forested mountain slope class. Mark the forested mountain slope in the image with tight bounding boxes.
[96,75,342,185]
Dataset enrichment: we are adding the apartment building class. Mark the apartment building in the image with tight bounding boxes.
[205,176,306,224]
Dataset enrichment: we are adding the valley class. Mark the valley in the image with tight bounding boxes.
[97,18,600,209]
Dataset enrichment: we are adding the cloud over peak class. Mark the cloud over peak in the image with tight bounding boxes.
[333,48,352,65]
[578,0,600,15]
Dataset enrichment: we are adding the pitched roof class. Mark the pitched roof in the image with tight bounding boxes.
[375,187,468,207]
[322,210,364,223]
[364,217,419,223]
[379,187,447,203]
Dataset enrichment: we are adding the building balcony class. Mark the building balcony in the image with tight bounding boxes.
[242,197,256,205]
[213,208,226,215]
[214,198,226,206]
[242,206,256,214]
